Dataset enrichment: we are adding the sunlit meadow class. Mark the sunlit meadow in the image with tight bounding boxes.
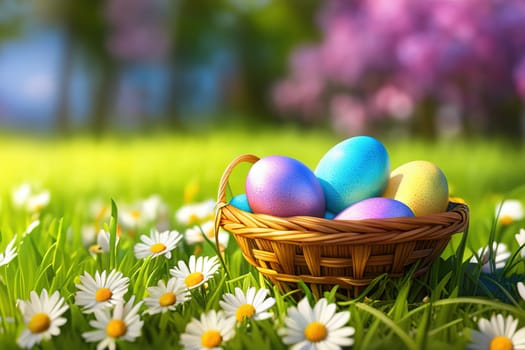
[1,128,525,350]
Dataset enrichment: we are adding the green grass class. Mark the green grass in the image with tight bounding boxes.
[0,127,525,349]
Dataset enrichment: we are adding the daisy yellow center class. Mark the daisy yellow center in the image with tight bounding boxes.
[185,272,204,287]
[131,210,141,219]
[28,313,51,334]
[159,292,177,307]
[490,336,514,350]
[304,321,328,343]
[188,213,200,224]
[499,215,513,225]
[201,330,222,348]
[106,319,127,338]
[95,287,113,302]
[150,243,167,253]
[89,244,103,254]
[235,304,256,322]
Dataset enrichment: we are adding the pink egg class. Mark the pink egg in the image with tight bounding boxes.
[334,197,414,220]
[246,155,325,217]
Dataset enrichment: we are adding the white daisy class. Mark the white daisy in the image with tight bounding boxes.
[468,314,525,350]
[117,195,168,230]
[82,296,144,350]
[219,287,275,322]
[23,220,40,236]
[88,229,121,254]
[470,242,511,273]
[26,191,51,212]
[141,195,169,227]
[75,270,129,313]
[12,183,32,208]
[170,255,220,289]
[180,309,236,350]
[279,297,355,350]
[143,278,191,315]
[0,237,17,267]
[97,229,119,253]
[119,206,146,230]
[12,183,50,212]
[496,199,524,226]
[517,282,525,302]
[184,220,230,247]
[17,289,69,349]
[134,229,183,260]
[175,199,216,225]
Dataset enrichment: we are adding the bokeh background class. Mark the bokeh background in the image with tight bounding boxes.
[2,0,525,140]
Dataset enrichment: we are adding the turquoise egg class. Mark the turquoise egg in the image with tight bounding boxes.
[324,211,336,219]
[315,136,390,213]
[229,194,252,213]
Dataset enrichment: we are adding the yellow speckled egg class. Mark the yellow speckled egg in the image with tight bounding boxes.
[382,160,449,216]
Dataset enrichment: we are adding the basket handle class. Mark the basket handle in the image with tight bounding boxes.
[214,154,259,275]
[217,153,260,204]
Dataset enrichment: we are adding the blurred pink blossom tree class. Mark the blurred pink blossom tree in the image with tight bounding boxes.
[272,0,525,138]
[105,0,170,63]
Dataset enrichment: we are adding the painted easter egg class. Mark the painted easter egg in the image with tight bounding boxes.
[246,155,325,217]
[324,211,336,219]
[229,194,252,212]
[334,197,414,220]
[382,160,449,216]
[315,136,390,213]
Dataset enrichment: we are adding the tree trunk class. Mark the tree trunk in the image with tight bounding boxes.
[165,65,183,129]
[56,28,75,135]
[412,97,437,139]
[91,61,119,136]
[489,96,523,140]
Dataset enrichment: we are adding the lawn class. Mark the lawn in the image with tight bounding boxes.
[0,127,525,349]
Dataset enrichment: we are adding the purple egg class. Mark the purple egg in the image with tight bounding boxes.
[246,155,325,217]
[334,197,415,220]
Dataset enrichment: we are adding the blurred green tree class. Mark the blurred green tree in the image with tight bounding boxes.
[34,0,117,135]
[0,1,26,39]
[169,0,319,125]
[30,0,320,133]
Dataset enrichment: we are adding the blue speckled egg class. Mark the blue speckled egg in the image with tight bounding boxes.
[246,155,325,217]
[315,136,390,213]
[229,194,252,212]
[334,197,414,220]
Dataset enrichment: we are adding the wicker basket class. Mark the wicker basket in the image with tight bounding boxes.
[215,154,469,297]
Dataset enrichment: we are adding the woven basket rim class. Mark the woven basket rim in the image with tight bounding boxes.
[216,201,468,245]
[215,153,469,244]
[217,200,467,227]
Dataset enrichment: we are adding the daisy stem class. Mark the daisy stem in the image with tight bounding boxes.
[200,284,207,305]
[109,199,119,270]
[159,311,169,332]
[488,205,501,274]
[356,302,418,350]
